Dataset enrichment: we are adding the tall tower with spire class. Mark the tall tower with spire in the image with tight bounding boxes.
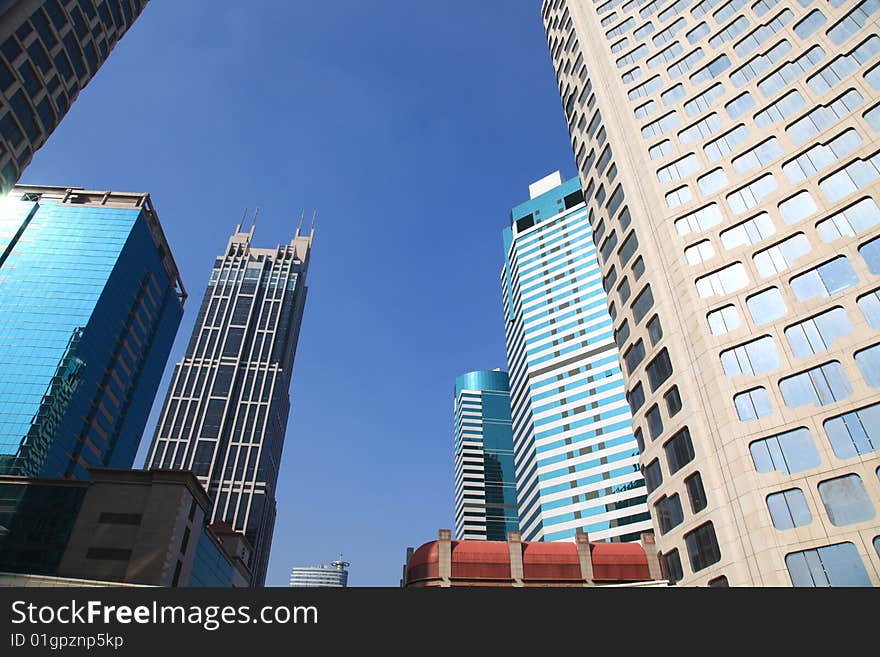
[145,215,314,587]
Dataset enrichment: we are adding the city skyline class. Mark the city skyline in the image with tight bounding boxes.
[8,1,878,588]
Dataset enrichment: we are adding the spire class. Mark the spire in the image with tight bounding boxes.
[250,207,260,237]
[295,210,304,239]
[236,207,248,234]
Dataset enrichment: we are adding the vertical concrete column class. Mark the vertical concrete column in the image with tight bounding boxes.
[438,529,452,587]
[575,529,595,586]
[641,532,663,582]
[507,531,524,587]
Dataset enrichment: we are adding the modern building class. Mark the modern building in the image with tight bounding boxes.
[454,369,520,541]
[0,184,185,479]
[501,171,651,544]
[145,221,314,587]
[0,468,251,587]
[0,1,149,193]
[541,0,880,586]
[289,559,349,588]
[402,528,666,587]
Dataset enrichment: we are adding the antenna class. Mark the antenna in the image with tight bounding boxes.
[310,210,318,234]
[295,210,304,238]
[250,207,260,236]
[331,553,349,570]
[236,207,248,233]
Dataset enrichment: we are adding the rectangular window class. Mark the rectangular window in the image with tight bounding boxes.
[735,387,773,422]
[767,488,812,529]
[779,361,853,408]
[647,348,673,391]
[753,233,812,278]
[664,427,695,474]
[632,284,654,324]
[644,458,663,493]
[685,471,708,513]
[660,549,684,584]
[684,522,721,572]
[750,428,820,474]
[786,542,872,587]
[824,402,880,459]
[654,494,684,534]
[790,256,858,302]
[785,307,852,358]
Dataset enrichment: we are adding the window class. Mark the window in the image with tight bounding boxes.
[644,458,663,493]
[649,139,672,159]
[793,9,825,39]
[824,402,880,459]
[617,44,648,68]
[767,489,812,529]
[655,494,684,534]
[618,231,638,266]
[735,387,773,421]
[779,190,817,224]
[660,549,684,584]
[750,428,820,474]
[618,277,632,304]
[779,361,852,408]
[648,42,684,69]
[817,198,880,242]
[647,314,663,345]
[624,339,646,374]
[759,45,825,97]
[657,153,698,183]
[664,427,695,474]
[629,75,662,100]
[669,48,707,79]
[627,381,646,413]
[730,40,792,88]
[695,262,749,298]
[666,186,692,208]
[675,203,722,236]
[679,113,721,144]
[685,471,708,513]
[721,213,775,250]
[662,83,686,106]
[735,8,793,57]
[698,168,728,195]
[860,236,880,274]
[707,304,740,335]
[647,348,673,391]
[725,92,754,119]
[732,137,783,174]
[818,474,875,526]
[686,21,710,44]
[684,83,724,118]
[632,285,654,324]
[664,386,683,416]
[633,256,645,279]
[753,233,812,278]
[790,256,858,301]
[858,289,880,328]
[746,287,786,325]
[726,174,777,215]
[785,307,852,358]
[642,111,680,138]
[646,404,663,440]
[856,343,880,387]
[689,54,730,84]
[685,240,714,265]
[704,124,748,162]
[786,542,872,587]
[720,336,780,376]
[684,522,721,572]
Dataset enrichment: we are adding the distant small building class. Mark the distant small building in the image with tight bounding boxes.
[402,529,667,588]
[0,468,251,587]
[289,560,349,588]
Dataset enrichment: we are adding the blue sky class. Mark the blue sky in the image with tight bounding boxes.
[21,1,577,586]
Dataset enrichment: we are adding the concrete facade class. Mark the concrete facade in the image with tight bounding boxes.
[542,0,880,585]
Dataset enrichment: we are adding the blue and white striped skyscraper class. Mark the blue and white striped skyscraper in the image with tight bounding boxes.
[453,369,519,541]
[501,171,651,543]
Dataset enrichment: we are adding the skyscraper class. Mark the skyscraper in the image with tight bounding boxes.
[0,184,185,479]
[145,221,313,587]
[0,1,149,193]
[289,559,349,588]
[501,171,650,544]
[454,369,520,541]
[542,0,880,586]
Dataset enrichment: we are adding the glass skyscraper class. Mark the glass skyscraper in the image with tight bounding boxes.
[542,0,880,586]
[501,171,651,543]
[454,369,520,541]
[0,184,185,479]
[145,222,313,587]
[0,1,149,193]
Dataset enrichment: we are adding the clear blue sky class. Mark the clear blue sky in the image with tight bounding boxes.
[21,1,576,586]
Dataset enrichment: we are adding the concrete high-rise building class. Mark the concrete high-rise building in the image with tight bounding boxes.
[501,171,651,544]
[0,184,184,479]
[542,0,880,586]
[289,559,349,588]
[454,369,520,541]
[0,1,149,193]
[145,222,313,587]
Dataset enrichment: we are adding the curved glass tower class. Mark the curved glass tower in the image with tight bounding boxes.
[454,369,519,541]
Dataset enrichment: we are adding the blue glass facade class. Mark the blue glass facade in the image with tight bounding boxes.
[0,188,184,478]
[188,528,236,587]
[454,369,520,541]
[501,174,650,543]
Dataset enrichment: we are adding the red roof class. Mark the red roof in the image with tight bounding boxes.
[406,537,652,585]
